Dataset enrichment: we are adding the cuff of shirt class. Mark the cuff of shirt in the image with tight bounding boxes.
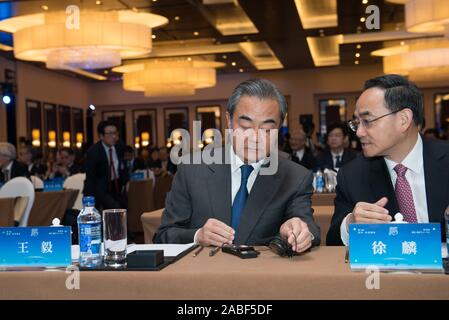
[340,213,351,246]
[193,229,201,244]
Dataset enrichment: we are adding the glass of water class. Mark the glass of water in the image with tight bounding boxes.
[102,209,127,267]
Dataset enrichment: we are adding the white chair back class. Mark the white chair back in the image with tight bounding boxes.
[63,173,86,210]
[0,177,35,226]
[30,176,44,189]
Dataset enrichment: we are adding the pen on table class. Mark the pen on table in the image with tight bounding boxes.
[193,246,204,257]
[344,248,349,263]
[209,246,221,256]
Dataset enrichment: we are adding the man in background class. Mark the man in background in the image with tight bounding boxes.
[0,142,29,183]
[315,122,357,171]
[83,121,128,210]
[288,129,316,170]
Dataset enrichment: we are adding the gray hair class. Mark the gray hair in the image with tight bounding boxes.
[227,78,287,124]
[0,142,16,160]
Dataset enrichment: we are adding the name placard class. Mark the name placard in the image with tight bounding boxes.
[131,171,145,181]
[0,226,72,267]
[44,179,64,192]
[349,223,442,271]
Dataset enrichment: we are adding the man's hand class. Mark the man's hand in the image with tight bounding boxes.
[279,217,313,253]
[196,218,235,247]
[348,197,392,228]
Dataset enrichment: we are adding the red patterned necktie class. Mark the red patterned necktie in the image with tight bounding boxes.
[109,147,119,193]
[394,164,418,223]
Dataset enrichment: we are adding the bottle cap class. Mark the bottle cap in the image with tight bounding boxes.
[82,196,95,206]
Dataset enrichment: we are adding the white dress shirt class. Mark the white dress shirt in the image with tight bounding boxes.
[102,143,119,180]
[331,150,344,170]
[194,146,266,243]
[294,149,305,162]
[340,134,427,246]
[2,161,13,181]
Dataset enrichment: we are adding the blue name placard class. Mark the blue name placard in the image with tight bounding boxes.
[131,171,145,181]
[0,226,72,267]
[44,179,64,192]
[349,223,442,271]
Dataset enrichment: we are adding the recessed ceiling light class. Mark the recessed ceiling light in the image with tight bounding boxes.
[96,1,102,5]
[355,60,359,65]
[239,68,244,73]
[360,17,366,23]
[193,31,199,36]
[400,41,405,46]
[104,70,109,75]
[187,57,192,61]
[152,0,157,2]
[362,0,368,4]
[41,5,49,10]
[152,34,156,39]
[174,16,180,21]
[355,52,361,58]
[356,44,362,49]
[231,62,236,66]
[222,55,227,59]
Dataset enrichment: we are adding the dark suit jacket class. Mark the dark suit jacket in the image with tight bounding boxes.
[83,141,128,209]
[315,148,358,171]
[154,148,321,246]
[326,137,449,245]
[0,160,30,182]
[291,148,316,170]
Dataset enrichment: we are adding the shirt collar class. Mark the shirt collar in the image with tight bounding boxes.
[384,134,423,175]
[102,142,115,152]
[331,150,343,158]
[5,161,13,171]
[229,145,265,175]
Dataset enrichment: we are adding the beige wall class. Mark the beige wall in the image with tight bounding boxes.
[90,64,449,146]
[15,62,91,144]
[1,58,448,147]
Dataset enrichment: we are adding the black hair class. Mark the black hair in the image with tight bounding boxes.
[59,147,74,156]
[364,74,423,126]
[125,145,134,154]
[97,120,117,135]
[327,122,348,137]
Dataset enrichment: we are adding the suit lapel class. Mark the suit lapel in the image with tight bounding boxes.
[235,167,281,244]
[423,139,449,223]
[368,157,398,218]
[206,163,232,225]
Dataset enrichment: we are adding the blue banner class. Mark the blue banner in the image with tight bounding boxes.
[349,223,442,271]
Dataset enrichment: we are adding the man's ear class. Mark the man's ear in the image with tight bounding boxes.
[226,112,232,129]
[399,108,414,131]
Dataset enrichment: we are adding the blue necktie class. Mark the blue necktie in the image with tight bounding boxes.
[231,165,254,234]
[335,155,342,168]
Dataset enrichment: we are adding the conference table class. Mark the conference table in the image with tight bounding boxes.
[141,206,335,245]
[0,246,448,300]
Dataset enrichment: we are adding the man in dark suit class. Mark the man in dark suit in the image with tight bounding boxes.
[155,79,320,252]
[83,121,128,210]
[327,74,449,246]
[289,129,316,170]
[0,142,30,183]
[50,147,82,179]
[315,122,357,172]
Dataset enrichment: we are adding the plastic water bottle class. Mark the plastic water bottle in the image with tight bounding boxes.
[77,196,102,267]
[315,170,325,193]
